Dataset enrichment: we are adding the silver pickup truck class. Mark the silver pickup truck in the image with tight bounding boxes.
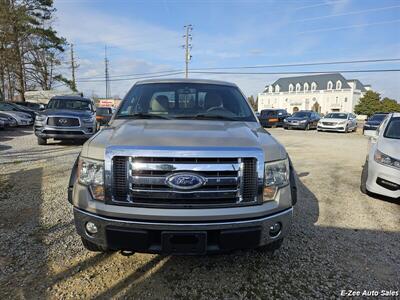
[68,79,297,255]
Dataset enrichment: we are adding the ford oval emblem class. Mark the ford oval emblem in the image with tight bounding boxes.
[166,173,206,190]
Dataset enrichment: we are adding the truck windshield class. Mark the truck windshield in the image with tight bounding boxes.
[47,99,91,111]
[116,83,256,122]
[384,117,400,139]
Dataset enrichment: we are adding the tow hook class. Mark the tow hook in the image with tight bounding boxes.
[120,250,135,256]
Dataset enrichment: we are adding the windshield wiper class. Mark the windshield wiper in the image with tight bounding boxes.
[116,113,170,120]
[174,113,239,121]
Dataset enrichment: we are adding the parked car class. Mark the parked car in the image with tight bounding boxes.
[34,96,98,145]
[0,111,33,126]
[317,112,357,133]
[95,107,113,125]
[0,113,18,128]
[361,113,400,199]
[363,113,388,136]
[283,110,320,130]
[68,79,297,255]
[259,109,290,127]
[0,101,37,120]
[14,101,45,111]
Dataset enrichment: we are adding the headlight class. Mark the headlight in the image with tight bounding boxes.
[338,121,347,125]
[263,158,289,201]
[78,157,105,200]
[36,114,46,122]
[374,149,400,169]
[82,116,95,122]
[283,118,288,123]
[300,120,307,123]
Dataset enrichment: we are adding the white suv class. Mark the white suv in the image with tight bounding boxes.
[361,113,400,199]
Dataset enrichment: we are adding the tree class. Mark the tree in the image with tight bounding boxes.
[381,97,400,113]
[354,91,382,116]
[247,95,258,111]
[0,0,68,101]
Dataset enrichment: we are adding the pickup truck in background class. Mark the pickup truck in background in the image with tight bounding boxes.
[69,79,297,255]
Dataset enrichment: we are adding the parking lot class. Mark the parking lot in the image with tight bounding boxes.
[0,127,399,299]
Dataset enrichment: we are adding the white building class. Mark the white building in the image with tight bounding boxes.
[258,73,371,114]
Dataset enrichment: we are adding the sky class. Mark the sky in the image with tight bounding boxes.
[53,0,400,99]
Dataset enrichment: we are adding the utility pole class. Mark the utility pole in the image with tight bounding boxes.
[182,25,193,78]
[70,43,77,92]
[104,45,111,98]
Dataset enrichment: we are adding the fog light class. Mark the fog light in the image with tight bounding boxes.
[269,222,282,237]
[85,222,98,235]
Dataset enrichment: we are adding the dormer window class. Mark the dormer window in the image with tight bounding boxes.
[327,81,333,90]
[275,85,280,93]
[268,85,273,93]
[289,84,294,92]
[311,82,317,91]
[336,80,342,89]
[295,83,301,92]
[304,82,309,92]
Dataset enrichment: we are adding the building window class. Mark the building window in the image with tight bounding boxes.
[275,85,280,93]
[304,82,309,92]
[268,85,273,93]
[327,81,333,90]
[344,97,348,102]
[336,80,342,90]
[295,83,301,92]
[289,84,294,92]
[311,82,317,91]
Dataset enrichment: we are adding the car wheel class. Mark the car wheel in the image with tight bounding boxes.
[344,125,349,133]
[81,237,112,252]
[360,159,369,194]
[305,123,310,131]
[37,137,47,145]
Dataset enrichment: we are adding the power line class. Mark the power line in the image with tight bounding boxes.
[75,58,400,81]
[190,69,400,75]
[299,19,400,34]
[76,71,184,83]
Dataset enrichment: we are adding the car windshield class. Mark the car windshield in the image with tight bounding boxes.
[325,113,348,119]
[292,112,311,118]
[261,110,278,117]
[116,83,256,121]
[47,99,91,111]
[369,114,386,122]
[384,117,400,139]
[97,107,112,114]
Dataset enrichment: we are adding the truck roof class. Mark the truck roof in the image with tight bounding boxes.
[135,78,237,87]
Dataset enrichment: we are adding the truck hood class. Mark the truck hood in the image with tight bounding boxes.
[83,119,287,162]
[377,138,400,160]
[40,109,92,117]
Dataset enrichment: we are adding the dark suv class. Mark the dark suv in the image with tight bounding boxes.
[259,109,290,127]
[34,96,97,145]
[284,110,320,130]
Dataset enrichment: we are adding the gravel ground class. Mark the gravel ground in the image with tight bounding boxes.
[0,127,399,299]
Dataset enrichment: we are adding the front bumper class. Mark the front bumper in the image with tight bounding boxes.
[74,207,293,254]
[34,124,96,139]
[366,157,400,199]
[284,122,307,129]
[317,124,346,132]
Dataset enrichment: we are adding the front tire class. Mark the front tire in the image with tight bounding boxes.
[344,125,349,133]
[305,123,310,131]
[37,136,47,145]
[360,160,369,194]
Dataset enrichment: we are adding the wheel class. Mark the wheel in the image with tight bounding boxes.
[81,237,111,252]
[305,123,310,131]
[257,238,283,256]
[37,136,47,145]
[353,126,357,132]
[360,159,369,194]
[344,125,349,133]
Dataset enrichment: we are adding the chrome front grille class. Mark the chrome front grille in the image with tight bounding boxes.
[111,156,258,207]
